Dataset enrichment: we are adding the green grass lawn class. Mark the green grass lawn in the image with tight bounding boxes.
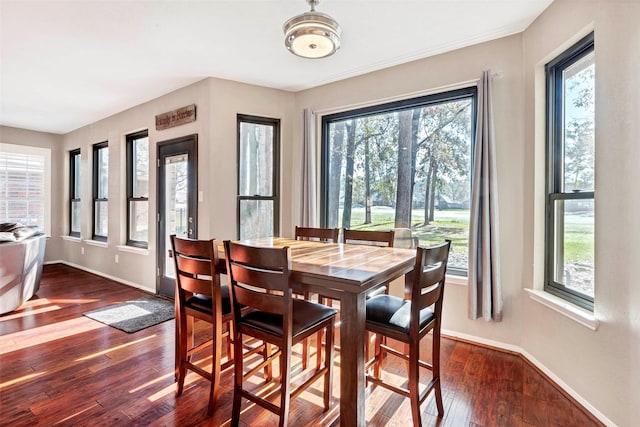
[342,206,594,264]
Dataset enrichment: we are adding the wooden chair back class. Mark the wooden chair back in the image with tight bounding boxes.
[344,229,395,247]
[410,240,451,317]
[223,241,292,318]
[171,236,220,302]
[294,226,339,243]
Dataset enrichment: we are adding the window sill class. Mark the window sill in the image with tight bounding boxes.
[446,274,467,286]
[116,245,150,256]
[61,235,82,242]
[525,288,599,331]
[84,239,108,248]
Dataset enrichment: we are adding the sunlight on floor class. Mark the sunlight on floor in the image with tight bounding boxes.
[0,317,105,354]
[76,335,157,361]
[0,371,46,390]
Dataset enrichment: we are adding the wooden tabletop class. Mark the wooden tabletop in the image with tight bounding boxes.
[219,237,417,295]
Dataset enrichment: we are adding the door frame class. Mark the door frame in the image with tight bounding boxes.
[156,134,198,298]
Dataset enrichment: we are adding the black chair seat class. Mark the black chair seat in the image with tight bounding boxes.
[366,294,435,334]
[185,285,232,316]
[240,299,337,337]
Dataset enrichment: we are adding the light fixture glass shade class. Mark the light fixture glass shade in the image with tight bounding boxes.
[283,5,341,59]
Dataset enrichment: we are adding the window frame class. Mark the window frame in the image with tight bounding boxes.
[236,114,280,239]
[320,87,477,276]
[69,148,81,237]
[544,32,595,311]
[92,141,109,242]
[126,130,149,248]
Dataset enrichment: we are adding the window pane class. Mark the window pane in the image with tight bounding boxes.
[240,199,274,239]
[71,201,81,234]
[239,122,274,196]
[133,137,149,198]
[73,153,81,198]
[0,146,49,233]
[552,198,594,297]
[97,147,109,199]
[325,97,473,274]
[562,52,594,193]
[129,200,148,243]
[94,200,108,237]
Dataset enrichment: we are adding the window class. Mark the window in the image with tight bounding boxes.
[69,149,81,237]
[321,88,476,275]
[92,141,108,241]
[0,143,51,235]
[237,115,280,239]
[545,33,595,310]
[126,130,149,247]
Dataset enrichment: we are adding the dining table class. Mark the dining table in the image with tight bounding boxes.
[218,237,416,427]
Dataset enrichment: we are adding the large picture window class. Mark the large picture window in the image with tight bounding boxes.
[545,33,595,310]
[321,88,476,275]
[0,143,51,235]
[237,115,280,239]
[92,141,109,241]
[126,130,149,248]
[69,148,81,237]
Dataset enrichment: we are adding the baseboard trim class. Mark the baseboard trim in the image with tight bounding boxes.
[45,261,155,294]
[442,329,613,427]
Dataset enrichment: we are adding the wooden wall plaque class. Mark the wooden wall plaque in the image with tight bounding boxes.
[155,104,196,130]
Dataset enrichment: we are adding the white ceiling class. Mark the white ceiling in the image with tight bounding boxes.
[0,0,552,135]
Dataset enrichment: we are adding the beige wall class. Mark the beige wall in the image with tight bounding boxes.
[56,78,293,292]
[521,1,639,425]
[0,126,63,262]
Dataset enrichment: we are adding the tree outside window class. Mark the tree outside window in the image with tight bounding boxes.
[322,88,475,275]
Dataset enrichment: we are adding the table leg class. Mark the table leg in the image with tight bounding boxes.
[339,291,366,427]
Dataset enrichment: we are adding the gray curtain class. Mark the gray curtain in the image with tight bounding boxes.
[299,108,317,227]
[468,70,502,321]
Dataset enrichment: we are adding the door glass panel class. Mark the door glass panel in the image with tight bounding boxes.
[552,198,594,297]
[239,199,274,239]
[164,153,188,279]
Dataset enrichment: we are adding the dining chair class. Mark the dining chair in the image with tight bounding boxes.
[342,229,395,299]
[224,240,337,427]
[364,240,451,426]
[294,226,340,243]
[294,226,340,368]
[344,228,395,247]
[171,235,233,416]
[171,235,267,416]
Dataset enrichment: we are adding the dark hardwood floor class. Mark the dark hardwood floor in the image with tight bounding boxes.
[0,264,600,426]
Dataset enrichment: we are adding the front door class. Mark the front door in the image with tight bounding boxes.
[156,134,197,298]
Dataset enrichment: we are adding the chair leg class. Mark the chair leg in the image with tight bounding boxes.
[176,314,190,396]
[302,338,310,370]
[432,328,444,416]
[315,329,324,371]
[231,330,244,427]
[408,339,422,427]
[264,342,273,381]
[373,332,383,380]
[323,319,335,410]
[207,319,224,416]
[279,341,292,427]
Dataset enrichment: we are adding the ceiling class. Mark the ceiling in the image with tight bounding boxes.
[0,0,553,135]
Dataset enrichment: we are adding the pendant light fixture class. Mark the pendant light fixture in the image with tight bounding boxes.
[283,0,341,59]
